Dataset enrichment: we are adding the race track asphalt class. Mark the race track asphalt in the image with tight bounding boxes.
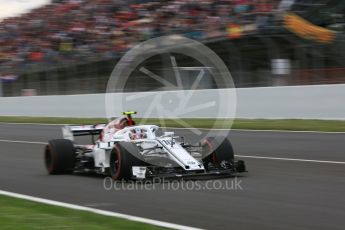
[0,123,344,230]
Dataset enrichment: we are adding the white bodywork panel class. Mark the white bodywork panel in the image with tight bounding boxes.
[159,138,204,170]
[132,166,147,179]
[92,148,111,168]
[63,124,205,172]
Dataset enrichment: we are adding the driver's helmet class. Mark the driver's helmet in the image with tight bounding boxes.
[101,117,129,142]
[113,117,129,130]
[130,128,147,140]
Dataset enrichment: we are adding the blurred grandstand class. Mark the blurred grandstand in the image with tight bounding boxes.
[0,0,344,96]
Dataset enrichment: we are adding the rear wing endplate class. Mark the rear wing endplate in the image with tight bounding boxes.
[62,124,106,141]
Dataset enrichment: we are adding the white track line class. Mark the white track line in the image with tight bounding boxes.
[1,122,345,134]
[236,155,345,164]
[0,139,47,145]
[0,139,46,145]
[1,139,345,165]
[0,190,203,230]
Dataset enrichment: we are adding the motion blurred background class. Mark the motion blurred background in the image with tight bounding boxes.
[0,0,344,96]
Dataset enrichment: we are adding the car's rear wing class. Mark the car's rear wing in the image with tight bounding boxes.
[62,124,106,141]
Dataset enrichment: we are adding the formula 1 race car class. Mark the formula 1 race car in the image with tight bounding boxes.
[44,112,246,180]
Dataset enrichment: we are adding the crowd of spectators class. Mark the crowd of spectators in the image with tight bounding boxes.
[0,0,281,76]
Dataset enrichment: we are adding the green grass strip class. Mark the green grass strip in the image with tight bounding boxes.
[0,116,345,132]
[0,195,163,230]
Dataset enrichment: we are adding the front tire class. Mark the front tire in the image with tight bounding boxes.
[202,137,235,167]
[45,139,75,174]
[110,142,145,180]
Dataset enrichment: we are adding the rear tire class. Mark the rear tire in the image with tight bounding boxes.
[110,142,145,180]
[45,139,75,174]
